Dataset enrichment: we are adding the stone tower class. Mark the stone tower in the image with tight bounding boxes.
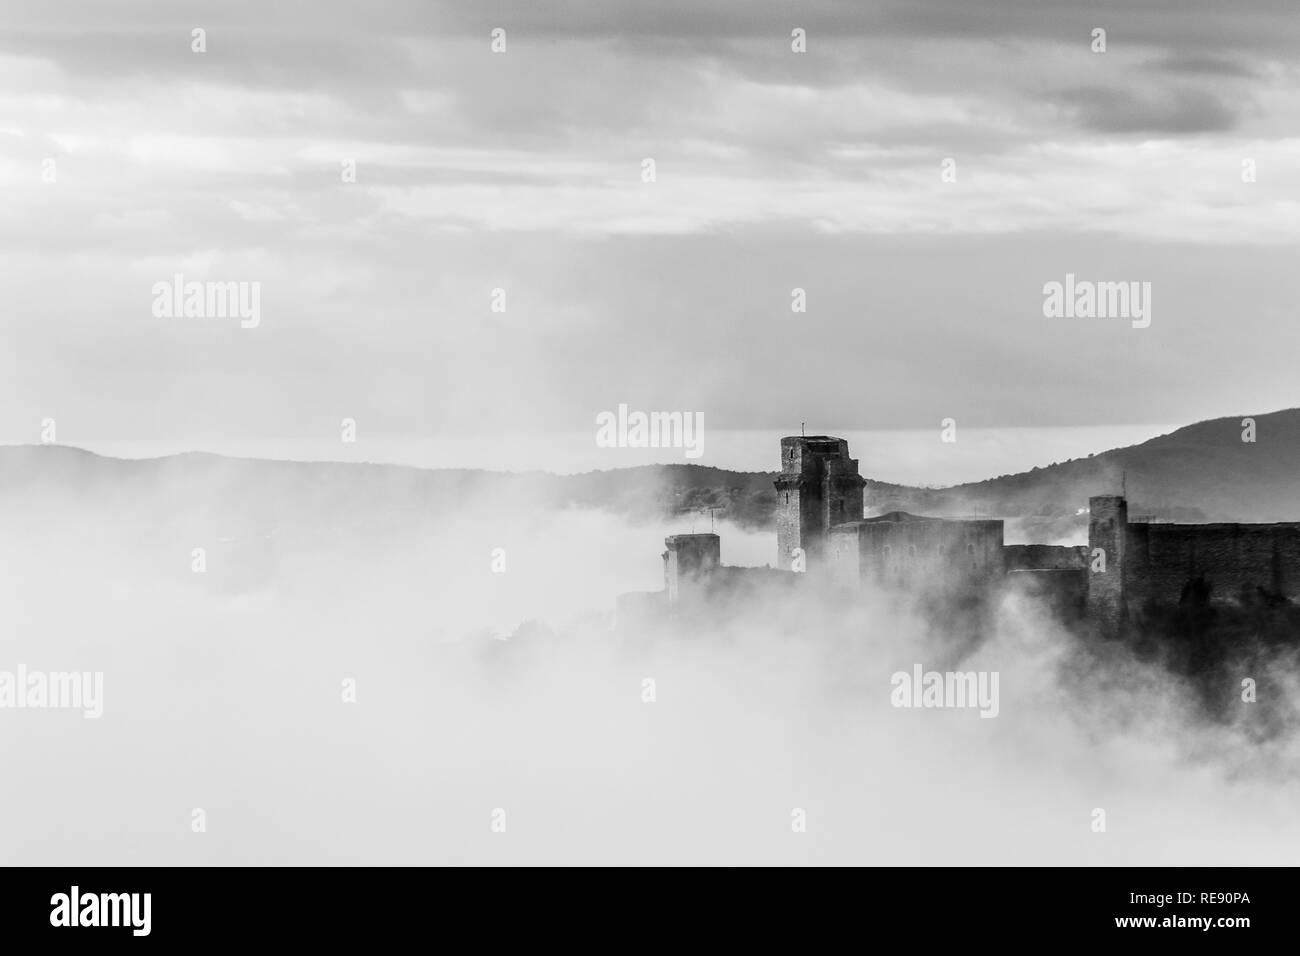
[663,533,721,611]
[773,436,866,572]
[1087,495,1128,635]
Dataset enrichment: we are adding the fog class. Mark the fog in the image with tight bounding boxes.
[1,464,1297,865]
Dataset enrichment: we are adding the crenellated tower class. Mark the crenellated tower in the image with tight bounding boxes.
[774,436,865,572]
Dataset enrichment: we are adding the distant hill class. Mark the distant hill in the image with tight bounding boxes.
[1,409,1296,545]
[878,409,1300,541]
[613,408,1299,542]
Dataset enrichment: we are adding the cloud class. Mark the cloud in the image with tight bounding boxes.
[3,464,1298,864]
[2,1,1300,442]
[1054,86,1242,134]
[1151,53,1261,78]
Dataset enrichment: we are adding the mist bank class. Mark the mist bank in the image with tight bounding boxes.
[2,438,1298,867]
[2,480,1297,866]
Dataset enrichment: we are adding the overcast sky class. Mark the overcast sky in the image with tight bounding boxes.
[2,0,1298,455]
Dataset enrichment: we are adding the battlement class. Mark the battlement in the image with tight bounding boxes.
[779,436,852,476]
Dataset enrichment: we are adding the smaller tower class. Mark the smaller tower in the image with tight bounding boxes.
[664,533,720,611]
[1087,495,1128,636]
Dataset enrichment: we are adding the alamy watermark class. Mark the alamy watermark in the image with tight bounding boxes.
[0,665,103,718]
[50,886,150,936]
[152,273,261,328]
[595,404,704,459]
[890,664,999,718]
[1042,273,1151,328]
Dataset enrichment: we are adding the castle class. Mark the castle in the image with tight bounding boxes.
[617,435,1300,635]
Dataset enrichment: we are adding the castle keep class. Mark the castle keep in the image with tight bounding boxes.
[774,436,866,570]
[618,434,1300,635]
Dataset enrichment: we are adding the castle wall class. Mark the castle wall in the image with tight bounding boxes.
[831,516,1004,596]
[1003,544,1088,571]
[1088,494,1300,636]
[1125,522,1300,606]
